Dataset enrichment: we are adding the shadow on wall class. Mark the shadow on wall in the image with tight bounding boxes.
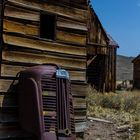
[1,81,36,140]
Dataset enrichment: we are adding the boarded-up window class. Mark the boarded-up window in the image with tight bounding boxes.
[40,13,56,40]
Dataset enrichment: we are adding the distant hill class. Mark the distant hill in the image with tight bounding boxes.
[116,55,134,81]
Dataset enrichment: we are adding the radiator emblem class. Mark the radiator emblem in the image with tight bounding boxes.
[56,69,69,79]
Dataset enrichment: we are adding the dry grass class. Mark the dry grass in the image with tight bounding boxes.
[87,86,140,126]
[86,86,140,139]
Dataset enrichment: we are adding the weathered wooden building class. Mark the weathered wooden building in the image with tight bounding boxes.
[106,34,119,92]
[0,0,118,139]
[86,7,118,92]
[132,55,140,89]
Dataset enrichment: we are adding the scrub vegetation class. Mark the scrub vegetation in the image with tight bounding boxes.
[86,86,140,139]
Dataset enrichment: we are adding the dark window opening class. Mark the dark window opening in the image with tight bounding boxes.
[40,13,56,40]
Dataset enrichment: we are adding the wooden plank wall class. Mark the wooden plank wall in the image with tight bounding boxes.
[87,45,116,92]
[86,45,117,93]
[44,0,88,10]
[87,7,108,46]
[133,58,140,89]
[0,0,88,139]
[0,0,3,65]
[86,7,109,92]
[104,46,116,92]
[86,6,117,92]
[87,54,106,92]
[109,46,116,92]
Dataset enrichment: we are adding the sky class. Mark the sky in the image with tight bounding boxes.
[91,0,140,57]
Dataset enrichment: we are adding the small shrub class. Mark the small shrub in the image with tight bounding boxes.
[87,87,140,139]
[123,96,137,111]
[99,94,122,110]
[87,86,140,125]
[121,92,140,112]
[87,87,140,112]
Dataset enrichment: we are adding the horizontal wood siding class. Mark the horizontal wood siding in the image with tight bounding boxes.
[42,0,88,10]
[3,34,86,56]
[3,19,39,36]
[2,50,86,69]
[8,0,88,22]
[57,17,87,31]
[0,0,3,75]
[56,30,87,45]
[1,64,86,81]
[0,0,88,138]
[4,5,39,21]
[0,79,14,92]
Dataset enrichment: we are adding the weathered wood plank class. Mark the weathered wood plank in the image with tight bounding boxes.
[74,116,86,121]
[71,84,88,96]
[3,34,86,56]
[88,117,113,124]
[87,45,108,55]
[4,5,39,21]
[74,105,86,109]
[88,8,108,45]
[3,19,39,36]
[7,0,88,22]
[74,116,86,123]
[74,107,86,115]
[73,98,86,108]
[1,64,26,77]
[0,79,15,92]
[1,64,86,81]
[2,51,86,69]
[42,0,88,10]
[56,30,86,45]
[69,71,86,81]
[57,17,87,31]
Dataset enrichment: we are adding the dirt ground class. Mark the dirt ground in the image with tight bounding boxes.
[84,121,117,140]
[76,120,138,140]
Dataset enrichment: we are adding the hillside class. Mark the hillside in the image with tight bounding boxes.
[116,55,134,81]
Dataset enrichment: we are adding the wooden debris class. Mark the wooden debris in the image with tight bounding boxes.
[88,117,113,124]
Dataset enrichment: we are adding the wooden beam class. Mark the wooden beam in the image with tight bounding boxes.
[7,0,88,22]
[2,50,86,69]
[3,34,86,56]
[1,64,86,81]
[87,55,97,66]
